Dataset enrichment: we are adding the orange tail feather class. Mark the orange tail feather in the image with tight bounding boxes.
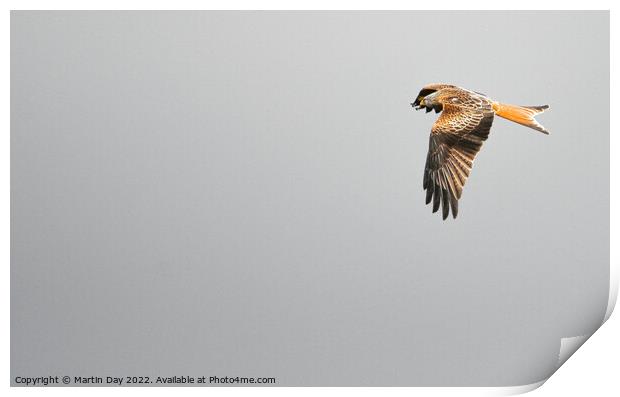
[492,102,549,134]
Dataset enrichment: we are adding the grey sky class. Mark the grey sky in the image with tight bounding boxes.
[11,11,609,386]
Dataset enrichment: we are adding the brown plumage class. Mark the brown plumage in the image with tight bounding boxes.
[411,83,549,220]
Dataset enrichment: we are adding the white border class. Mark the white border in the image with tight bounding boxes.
[3,1,616,396]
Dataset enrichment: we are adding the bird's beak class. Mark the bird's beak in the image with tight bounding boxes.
[412,96,425,111]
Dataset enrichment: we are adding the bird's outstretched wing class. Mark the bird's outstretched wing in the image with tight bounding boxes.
[423,103,494,219]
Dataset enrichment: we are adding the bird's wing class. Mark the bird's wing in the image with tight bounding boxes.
[423,103,495,219]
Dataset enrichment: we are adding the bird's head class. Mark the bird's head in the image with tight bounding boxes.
[411,83,456,113]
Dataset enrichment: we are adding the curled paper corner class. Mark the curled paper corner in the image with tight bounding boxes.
[539,263,617,388]
[487,339,593,397]
[557,334,591,368]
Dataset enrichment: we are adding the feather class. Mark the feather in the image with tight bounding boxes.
[421,90,496,220]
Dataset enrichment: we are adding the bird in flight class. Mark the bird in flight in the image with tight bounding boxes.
[411,83,549,220]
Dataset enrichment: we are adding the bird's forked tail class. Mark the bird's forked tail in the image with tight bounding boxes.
[491,102,549,134]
